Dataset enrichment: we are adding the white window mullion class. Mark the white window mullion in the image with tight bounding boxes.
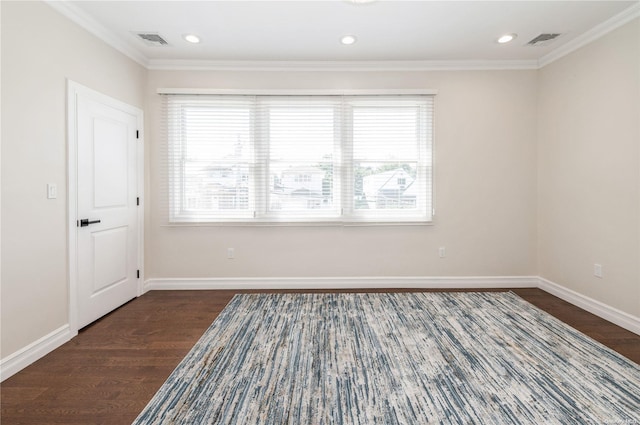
[340,99,354,219]
[169,104,186,221]
[330,102,342,217]
[254,98,269,218]
[422,100,434,220]
[416,104,428,216]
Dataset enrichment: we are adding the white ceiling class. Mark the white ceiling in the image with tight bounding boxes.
[51,0,639,69]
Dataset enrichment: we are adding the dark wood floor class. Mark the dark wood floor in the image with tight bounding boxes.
[2,288,639,424]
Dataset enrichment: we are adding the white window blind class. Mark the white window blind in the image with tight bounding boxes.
[161,94,434,224]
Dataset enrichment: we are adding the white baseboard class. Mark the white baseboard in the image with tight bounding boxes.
[0,325,75,382]
[538,277,640,335]
[147,276,640,336]
[144,276,539,291]
[3,275,637,382]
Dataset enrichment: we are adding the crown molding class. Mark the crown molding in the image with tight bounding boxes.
[146,59,539,72]
[45,0,148,68]
[538,2,640,68]
[45,0,639,72]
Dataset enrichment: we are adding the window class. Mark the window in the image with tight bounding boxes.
[163,94,434,224]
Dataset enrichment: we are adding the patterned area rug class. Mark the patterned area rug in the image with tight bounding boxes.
[133,292,640,424]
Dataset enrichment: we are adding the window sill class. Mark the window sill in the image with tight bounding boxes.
[163,219,434,228]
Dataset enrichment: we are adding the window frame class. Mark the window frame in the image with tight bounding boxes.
[162,90,436,225]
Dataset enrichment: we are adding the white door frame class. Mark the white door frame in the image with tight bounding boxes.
[67,80,144,334]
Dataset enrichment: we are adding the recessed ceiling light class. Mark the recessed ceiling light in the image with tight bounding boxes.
[497,33,517,44]
[341,35,357,45]
[183,34,201,44]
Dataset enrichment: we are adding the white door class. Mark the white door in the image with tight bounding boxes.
[72,84,142,329]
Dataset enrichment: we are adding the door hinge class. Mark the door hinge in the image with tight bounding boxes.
[137,197,140,206]
[137,270,140,279]
[136,130,139,139]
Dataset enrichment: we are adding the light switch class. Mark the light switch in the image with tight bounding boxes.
[47,183,57,199]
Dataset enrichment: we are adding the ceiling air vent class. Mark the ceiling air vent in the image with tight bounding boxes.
[527,33,562,47]
[135,32,169,47]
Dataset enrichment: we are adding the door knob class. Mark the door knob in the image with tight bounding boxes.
[79,218,101,227]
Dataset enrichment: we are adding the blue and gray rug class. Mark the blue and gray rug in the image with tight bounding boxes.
[133,292,640,424]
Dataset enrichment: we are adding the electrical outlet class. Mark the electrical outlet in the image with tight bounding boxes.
[227,248,235,259]
[594,263,603,278]
[439,247,446,258]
